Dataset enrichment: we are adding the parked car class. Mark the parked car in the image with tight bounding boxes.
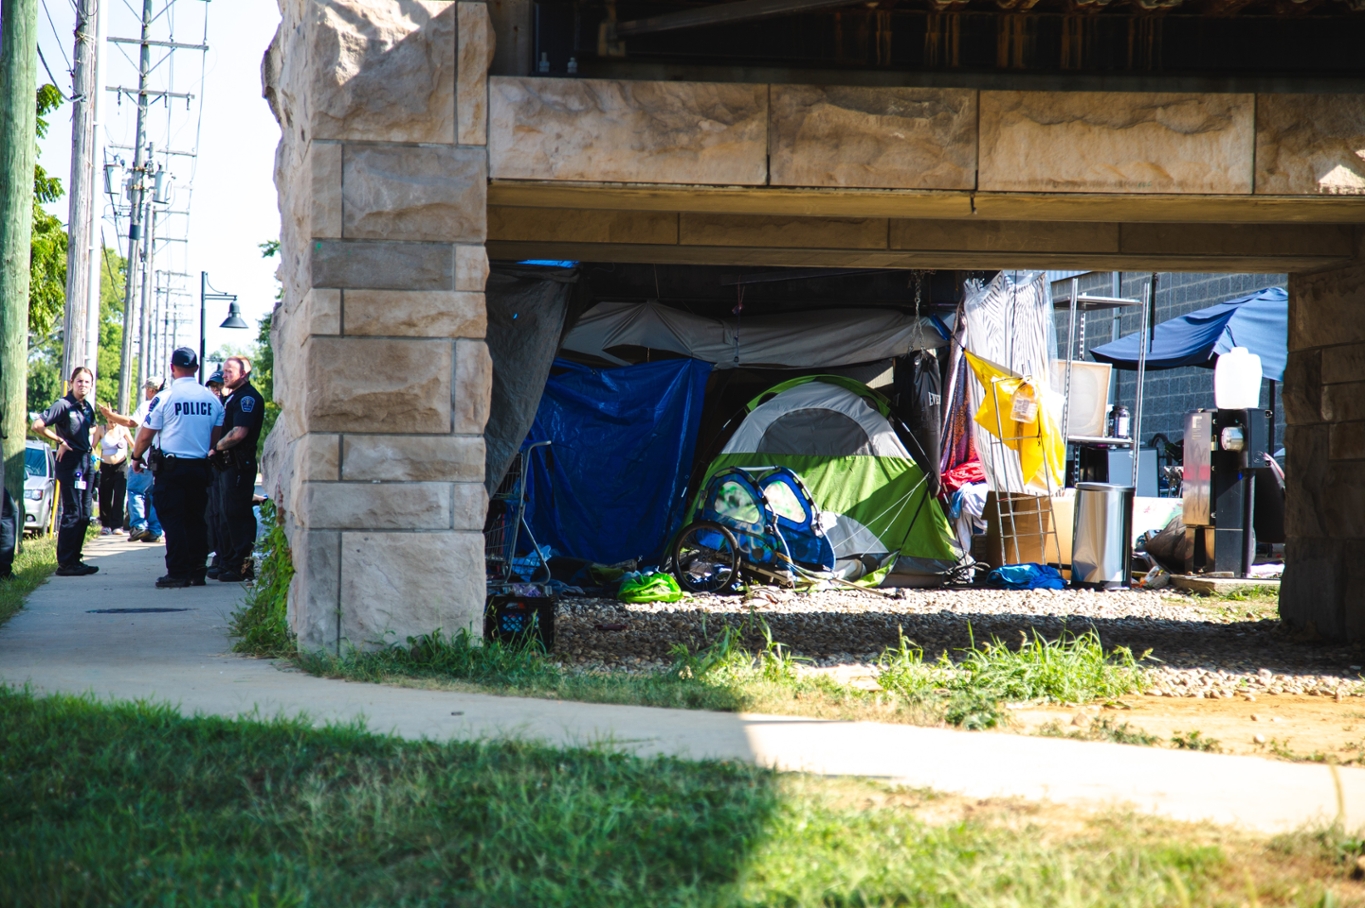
[24,440,56,537]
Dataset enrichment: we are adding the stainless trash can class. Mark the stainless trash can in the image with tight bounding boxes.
[1071,482,1134,589]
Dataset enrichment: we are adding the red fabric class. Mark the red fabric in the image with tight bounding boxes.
[941,460,985,493]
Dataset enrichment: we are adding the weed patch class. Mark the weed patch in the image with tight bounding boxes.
[304,614,911,720]
[0,535,58,629]
[877,627,1151,729]
[301,621,1153,732]
[1039,717,1164,747]
[228,501,295,658]
[1171,729,1223,752]
[0,687,1358,907]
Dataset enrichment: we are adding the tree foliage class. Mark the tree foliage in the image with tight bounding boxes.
[27,248,127,416]
[30,85,67,341]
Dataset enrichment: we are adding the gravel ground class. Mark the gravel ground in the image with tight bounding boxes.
[552,587,1365,699]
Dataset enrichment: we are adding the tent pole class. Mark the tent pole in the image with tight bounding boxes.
[1062,277,1078,442]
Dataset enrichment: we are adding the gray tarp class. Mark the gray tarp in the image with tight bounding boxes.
[484,266,578,494]
[561,301,946,369]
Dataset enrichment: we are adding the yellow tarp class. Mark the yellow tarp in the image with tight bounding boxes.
[964,351,1065,489]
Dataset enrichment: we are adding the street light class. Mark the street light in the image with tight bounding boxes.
[200,271,248,381]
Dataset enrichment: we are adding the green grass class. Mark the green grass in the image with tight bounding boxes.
[288,622,1151,733]
[298,623,907,720]
[875,627,1151,730]
[228,501,293,657]
[0,686,1359,907]
[0,534,58,629]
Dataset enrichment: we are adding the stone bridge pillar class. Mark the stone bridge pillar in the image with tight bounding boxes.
[1282,260,1365,644]
[263,0,495,651]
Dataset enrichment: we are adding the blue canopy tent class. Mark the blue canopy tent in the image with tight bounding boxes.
[1090,287,1287,381]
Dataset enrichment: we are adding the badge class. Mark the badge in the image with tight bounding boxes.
[241,397,255,413]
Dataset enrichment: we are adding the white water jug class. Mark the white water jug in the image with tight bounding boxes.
[1214,346,1262,409]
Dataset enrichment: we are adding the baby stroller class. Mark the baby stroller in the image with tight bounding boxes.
[672,466,836,593]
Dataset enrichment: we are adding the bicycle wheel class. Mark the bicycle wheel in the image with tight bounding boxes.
[673,520,740,594]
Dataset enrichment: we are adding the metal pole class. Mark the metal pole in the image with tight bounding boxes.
[63,0,100,379]
[1109,271,1121,406]
[137,201,155,388]
[1267,379,1277,455]
[116,0,155,412]
[1061,276,1079,440]
[1131,275,1155,493]
[199,271,208,382]
[1241,472,1256,578]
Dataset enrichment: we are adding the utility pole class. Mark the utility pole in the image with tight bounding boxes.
[85,0,108,382]
[64,0,100,380]
[117,0,155,413]
[137,202,156,387]
[0,0,40,504]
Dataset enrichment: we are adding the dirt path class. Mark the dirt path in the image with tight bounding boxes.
[1010,694,1365,763]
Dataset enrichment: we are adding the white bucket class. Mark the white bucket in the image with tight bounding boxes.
[1214,346,1262,410]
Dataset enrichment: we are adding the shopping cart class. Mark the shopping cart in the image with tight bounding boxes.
[484,440,552,588]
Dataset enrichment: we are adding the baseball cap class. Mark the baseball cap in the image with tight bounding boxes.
[144,376,163,389]
[170,347,198,369]
[207,370,224,386]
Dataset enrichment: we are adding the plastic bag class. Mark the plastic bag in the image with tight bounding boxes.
[618,571,684,603]
[987,563,1066,590]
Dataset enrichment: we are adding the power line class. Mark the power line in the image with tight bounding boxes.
[36,45,66,94]
[41,0,74,76]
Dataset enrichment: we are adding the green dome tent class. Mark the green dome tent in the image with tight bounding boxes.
[695,376,963,581]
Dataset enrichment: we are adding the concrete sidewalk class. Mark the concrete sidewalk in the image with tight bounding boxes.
[1,535,1361,835]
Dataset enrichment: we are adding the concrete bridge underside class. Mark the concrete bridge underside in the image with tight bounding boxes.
[263,0,1365,652]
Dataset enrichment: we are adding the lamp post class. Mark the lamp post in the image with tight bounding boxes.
[200,271,249,381]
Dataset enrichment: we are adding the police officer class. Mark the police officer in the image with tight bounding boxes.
[203,370,230,579]
[211,356,264,583]
[100,377,166,543]
[131,348,225,588]
[31,366,99,576]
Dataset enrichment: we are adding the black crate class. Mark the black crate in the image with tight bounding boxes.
[484,594,555,651]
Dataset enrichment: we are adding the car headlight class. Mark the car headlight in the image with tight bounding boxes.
[24,489,42,500]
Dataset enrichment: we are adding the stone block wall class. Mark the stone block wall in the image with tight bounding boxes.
[262,0,496,651]
[1281,261,1365,643]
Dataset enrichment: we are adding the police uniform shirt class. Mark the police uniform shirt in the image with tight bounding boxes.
[221,380,265,460]
[143,377,225,458]
[131,394,157,427]
[41,394,96,456]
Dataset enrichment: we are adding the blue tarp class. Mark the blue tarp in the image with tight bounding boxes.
[1090,287,1287,381]
[523,358,712,566]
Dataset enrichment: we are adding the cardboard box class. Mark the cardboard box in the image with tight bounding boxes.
[984,491,1065,568]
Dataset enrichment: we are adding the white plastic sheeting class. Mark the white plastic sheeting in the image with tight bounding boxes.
[960,272,1059,495]
[560,301,946,369]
